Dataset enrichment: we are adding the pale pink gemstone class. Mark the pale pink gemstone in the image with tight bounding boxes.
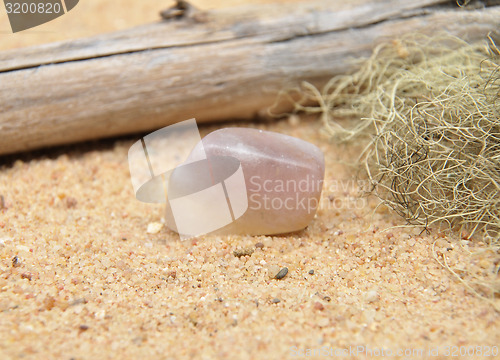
[165,128,324,236]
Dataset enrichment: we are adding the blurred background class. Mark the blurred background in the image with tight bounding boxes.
[0,0,303,50]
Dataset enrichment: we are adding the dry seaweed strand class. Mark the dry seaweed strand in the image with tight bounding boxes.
[348,37,500,243]
[432,239,500,312]
[281,32,500,307]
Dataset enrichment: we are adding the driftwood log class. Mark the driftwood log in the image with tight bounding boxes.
[0,0,499,155]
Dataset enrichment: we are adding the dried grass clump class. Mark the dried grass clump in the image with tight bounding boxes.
[284,33,500,308]
[291,34,500,247]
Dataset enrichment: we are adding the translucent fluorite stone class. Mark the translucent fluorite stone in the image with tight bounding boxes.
[165,128,325,237]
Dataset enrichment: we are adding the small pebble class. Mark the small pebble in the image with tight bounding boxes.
[12,256,20,268]
[271,298,281,304]
[275,267,288,280]
[365,290,379,303]
[147,222,163,234]
[79,324,89,332]
[313,302,325,311]
[65,197,78,208]
[43,296,57,311]
[255,242,264,249]
[308,269,314,275]
[288,114,300,126]
[21,272,32,281]
[233,247,254,258]
[267,264,280,278]
[69,298,87,306]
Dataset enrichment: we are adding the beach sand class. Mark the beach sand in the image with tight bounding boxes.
[1,1,498,359]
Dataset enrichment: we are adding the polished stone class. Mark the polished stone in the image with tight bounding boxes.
[165,128,325,237]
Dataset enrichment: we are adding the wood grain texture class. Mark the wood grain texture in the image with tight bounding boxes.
[0,0,498,155]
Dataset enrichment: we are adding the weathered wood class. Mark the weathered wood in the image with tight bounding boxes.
[0,0,498,155]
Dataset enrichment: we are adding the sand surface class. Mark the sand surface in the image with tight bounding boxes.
[1,1,499,359]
